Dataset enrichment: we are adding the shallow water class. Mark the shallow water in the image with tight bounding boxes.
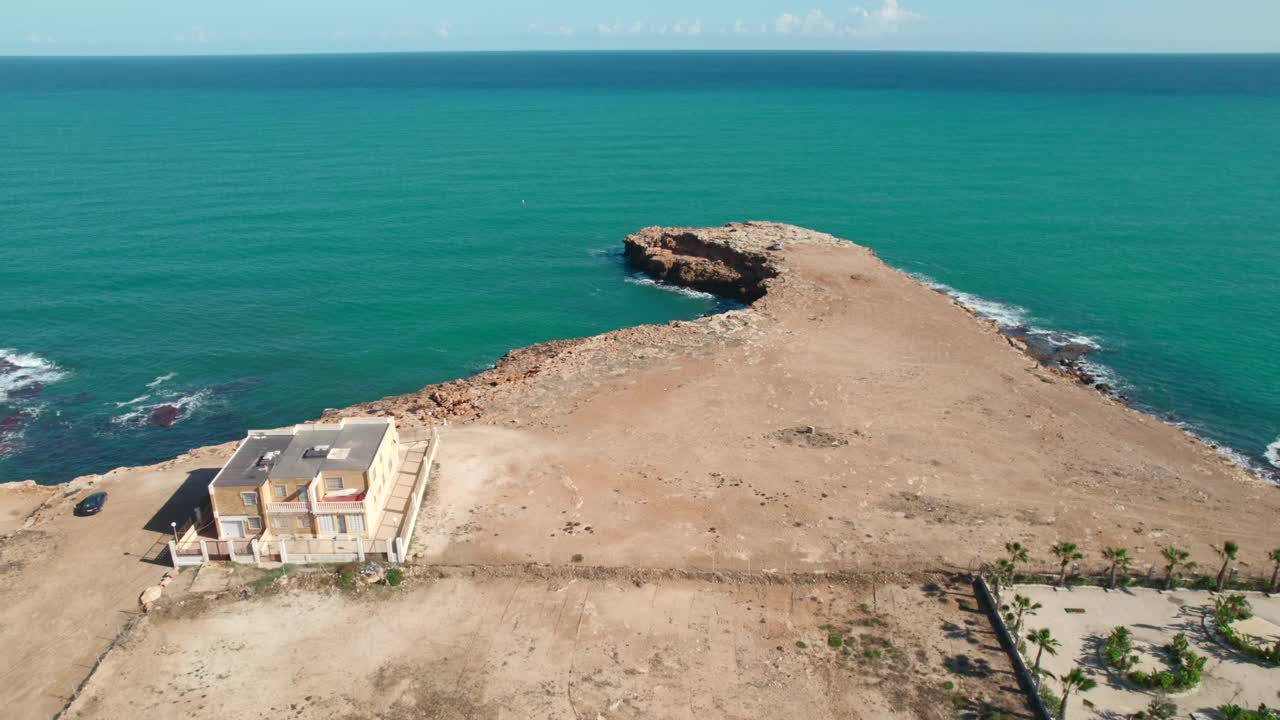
[2,52,1278,483]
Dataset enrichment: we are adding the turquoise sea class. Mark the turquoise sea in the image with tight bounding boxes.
[2,52,1278,483]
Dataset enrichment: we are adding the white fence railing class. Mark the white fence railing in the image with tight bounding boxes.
[394,426,440,562]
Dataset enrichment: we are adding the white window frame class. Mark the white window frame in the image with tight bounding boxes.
[246,517,263,530]
[296,516,310,529]
[346,513,366,533]
[273,485,287,498]
[324,476,343,491]
[317,515,336,533]
[270,515,289,529]
[240,491,259,507]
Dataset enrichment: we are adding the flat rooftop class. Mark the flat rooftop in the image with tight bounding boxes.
[211,419,392,488]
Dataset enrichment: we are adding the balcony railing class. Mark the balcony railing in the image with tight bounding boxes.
[267,501,310,513]
[315,500,365,513]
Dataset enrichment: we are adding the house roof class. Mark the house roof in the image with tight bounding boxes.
[210,419,392,488]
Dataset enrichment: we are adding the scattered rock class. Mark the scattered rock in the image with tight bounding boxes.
[769,426,849,449]
[139,585,164,612]
[146,404,181,427]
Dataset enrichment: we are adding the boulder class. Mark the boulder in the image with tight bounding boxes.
[139,585,164,612]
[146,405,181,427]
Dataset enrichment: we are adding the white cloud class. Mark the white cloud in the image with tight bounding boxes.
[734,18,750,34]
[848,0,924,35]
[775,10,838,36]
[436,22,451,39]
[774,1,922,39]
[557,25,575,37]
[688,19,703,36]
[24,32,56,44]
[628,21,646,34]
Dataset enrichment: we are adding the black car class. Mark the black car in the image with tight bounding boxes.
[75,491,108,516]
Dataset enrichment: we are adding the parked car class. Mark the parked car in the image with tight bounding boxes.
[75,491,108,516]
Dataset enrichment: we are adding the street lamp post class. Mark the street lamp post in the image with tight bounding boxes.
[170,521,179,544]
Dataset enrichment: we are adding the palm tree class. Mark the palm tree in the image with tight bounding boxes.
[1102,547,1131,590]
[1004,594,1042,639]
[1269,548,1280,595]
[1161,546,1196,590]
[991,558,1016,605]
[1057,666,1097,720]
[1052,542,1083,587]
[1215,541,1240,592]
[1006,541,1030,567]
[1027,627,1060,685]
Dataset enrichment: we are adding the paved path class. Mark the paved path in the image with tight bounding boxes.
[374,442,428,542]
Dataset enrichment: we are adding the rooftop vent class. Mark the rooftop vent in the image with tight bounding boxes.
[302,444,332,459]
[327,447,351,460]
[256,450,280,468]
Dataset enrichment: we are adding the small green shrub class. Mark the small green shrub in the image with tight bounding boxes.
[795,640,807,649]
[385,568,404,587]
[827,633,843,648]
[1038,685,1061,716]
[571,553,584,563]
[1221,705,1280,720]
[942,680,955,690]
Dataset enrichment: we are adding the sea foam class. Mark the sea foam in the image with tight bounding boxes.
[111,388,212,426]
[0,348,69,402]
[1266,436,1280,469]
[625,273,717,300]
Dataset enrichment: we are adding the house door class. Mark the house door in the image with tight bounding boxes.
[224,520,246,538]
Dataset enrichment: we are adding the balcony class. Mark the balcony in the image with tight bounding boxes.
[315,490,368,514]
[267,501,310,513]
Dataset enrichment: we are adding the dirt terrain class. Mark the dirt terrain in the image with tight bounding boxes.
[69,570,1026,720]
[4,221,1278,718]
[376,223,1279,577]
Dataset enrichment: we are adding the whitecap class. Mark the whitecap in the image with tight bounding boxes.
[146,372,176,389]
[1266,436,1280,469]
[625,273,717,300]
[113,394,152,408]
[111,389,212,427]
[0,348,69,402]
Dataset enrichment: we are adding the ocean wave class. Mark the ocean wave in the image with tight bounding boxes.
[0,348,70,403]
[1171,421,1279,482]
[146,372,176,388]
[113,394,152,408]
[625,273,717,300]
[111,388,212,427]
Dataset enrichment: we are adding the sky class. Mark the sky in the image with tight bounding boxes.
[5,0,1280,56]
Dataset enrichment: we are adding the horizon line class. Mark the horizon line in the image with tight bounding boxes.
[5,48,1280,60]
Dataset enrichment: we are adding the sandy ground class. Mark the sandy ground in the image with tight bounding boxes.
[0,445,232,719]
[392,224,1280,578]
[67,572,1028,720]
[5,222,1279,718]
[1015,584,1280,718]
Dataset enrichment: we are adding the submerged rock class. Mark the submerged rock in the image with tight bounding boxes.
[146,405,181,427]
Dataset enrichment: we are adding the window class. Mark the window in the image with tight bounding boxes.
[296,516,309,529]
[296,484,309,498]
[246,517,263,530]
[346,513,366,533]
[317,515,336,533]
[240,491,259,506]
[270,515,289,529]
[324,477,343,491]
[274,485,287,498]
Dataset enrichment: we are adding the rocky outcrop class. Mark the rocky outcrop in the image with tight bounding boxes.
[146,405,181,427]
[623,223,783,303]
